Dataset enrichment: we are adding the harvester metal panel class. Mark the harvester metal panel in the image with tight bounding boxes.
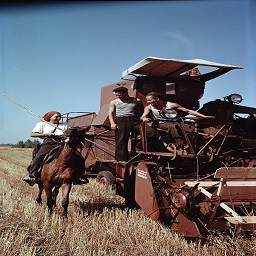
[122,56,242,78]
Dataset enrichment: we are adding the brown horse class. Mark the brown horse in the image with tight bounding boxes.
[36,127,89,217]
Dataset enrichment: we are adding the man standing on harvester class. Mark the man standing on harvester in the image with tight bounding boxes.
[108,86,143,162]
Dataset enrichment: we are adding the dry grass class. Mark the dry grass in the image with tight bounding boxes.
[0,147,255,256]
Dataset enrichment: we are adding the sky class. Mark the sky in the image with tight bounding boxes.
[0,0,255,144]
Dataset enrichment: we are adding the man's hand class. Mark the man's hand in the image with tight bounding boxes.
[48,132,57,138]
[110,123,117,130]
[142,117,151,123]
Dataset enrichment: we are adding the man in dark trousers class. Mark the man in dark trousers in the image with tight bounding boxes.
[108,86,144,161]
[23,111,88,186]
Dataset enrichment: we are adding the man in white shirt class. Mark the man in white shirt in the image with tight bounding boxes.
[23,111,66,185]
[140,92,215,151]
[23,111,88,186]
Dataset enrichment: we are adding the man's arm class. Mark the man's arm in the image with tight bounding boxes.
[140,105,152,122]
[200,68,230,82]
[175,103,215,119]
[31,132,54,139]
[31,122,54,139]
[109,100,117,130]
[31,122,59,139]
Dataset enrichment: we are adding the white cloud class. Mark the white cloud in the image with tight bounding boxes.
[160,30,192,55]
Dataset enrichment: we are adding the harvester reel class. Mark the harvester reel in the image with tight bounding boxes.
[96,171,115,185]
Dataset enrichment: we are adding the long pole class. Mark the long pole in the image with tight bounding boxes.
[1,92,65,131]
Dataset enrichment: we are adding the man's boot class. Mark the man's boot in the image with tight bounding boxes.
[73,175,89,185]
[22,173,36,186]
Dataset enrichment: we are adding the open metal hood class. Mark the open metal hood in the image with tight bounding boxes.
[122,56,242,79]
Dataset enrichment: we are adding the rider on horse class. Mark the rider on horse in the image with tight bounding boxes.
[23,111,88,186]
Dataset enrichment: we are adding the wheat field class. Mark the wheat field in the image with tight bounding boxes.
[0,147,255,256]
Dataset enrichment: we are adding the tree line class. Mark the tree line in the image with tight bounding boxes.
[0,139,41,148]
[15,139,41,148]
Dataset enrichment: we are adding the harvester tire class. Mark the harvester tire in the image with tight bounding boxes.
[96,171,115,185]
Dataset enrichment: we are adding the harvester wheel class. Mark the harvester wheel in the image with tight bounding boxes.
[96,171,115,185]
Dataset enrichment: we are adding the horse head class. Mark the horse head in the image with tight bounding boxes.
[63,126,91,147]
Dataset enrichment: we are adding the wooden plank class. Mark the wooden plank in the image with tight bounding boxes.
[184,181,220,187]
[225,216,256,224]
[214,167,256,179]
[198,187,244,223]
[185,181,256,187]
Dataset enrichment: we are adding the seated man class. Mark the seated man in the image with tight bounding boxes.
[140,92,215,150]
[23,111,88,186]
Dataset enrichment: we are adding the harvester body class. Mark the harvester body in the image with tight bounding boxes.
[66,57,256,238]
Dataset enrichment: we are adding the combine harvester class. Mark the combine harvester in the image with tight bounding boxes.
[65,57,256,238]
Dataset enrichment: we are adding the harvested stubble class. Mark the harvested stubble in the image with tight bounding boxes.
[0,147,255,256]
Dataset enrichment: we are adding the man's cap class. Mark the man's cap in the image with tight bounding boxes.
[113,86,128,93]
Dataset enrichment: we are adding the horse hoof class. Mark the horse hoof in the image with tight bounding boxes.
[36,199,42,205]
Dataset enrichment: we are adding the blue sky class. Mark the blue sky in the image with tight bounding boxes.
[0,0,255,143]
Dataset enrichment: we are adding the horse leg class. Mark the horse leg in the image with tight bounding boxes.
[44,184,55,215]
[35,182,44,205]
[61,183,72,217]
[52,185,60,207]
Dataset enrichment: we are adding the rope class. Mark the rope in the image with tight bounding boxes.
[1,92,64,131]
